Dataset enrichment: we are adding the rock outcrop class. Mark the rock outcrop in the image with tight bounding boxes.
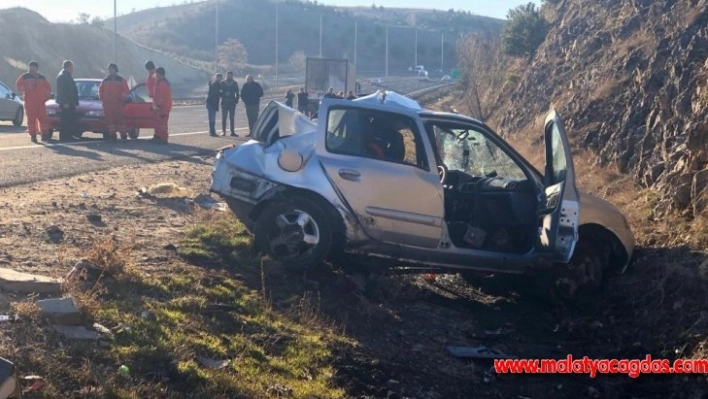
[497,0,708,216]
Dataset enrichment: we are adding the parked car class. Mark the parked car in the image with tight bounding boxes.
[441,75,452,81]
[0,80,24,127]
[45,79,158,140]
[210,91,635,302]
[370,78,382,87]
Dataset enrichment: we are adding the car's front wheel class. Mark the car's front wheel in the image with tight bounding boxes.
[128,128,139,139]
[253,196,332,273]
[12,107,23,127]
[536,239,605,305]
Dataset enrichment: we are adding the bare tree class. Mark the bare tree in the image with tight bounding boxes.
[218,38,248,71]
[288,51,307,74]
[77,13,91,25]
[457,32,505,121]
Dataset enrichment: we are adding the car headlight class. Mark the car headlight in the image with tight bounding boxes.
[86,110,104,117]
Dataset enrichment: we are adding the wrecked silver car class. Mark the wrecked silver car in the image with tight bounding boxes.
[210,91,635,301]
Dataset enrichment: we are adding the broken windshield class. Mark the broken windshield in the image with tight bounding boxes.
[427,122,527,181]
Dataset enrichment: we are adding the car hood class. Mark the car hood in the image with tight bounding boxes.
[46,99,102,111]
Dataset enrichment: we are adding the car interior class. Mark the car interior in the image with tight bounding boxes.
[326,107,426,168]
[423,121,539,255]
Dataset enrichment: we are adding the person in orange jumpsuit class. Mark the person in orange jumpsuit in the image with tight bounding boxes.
[98,63,130,141]
[145,60,156,99]
[15,60,51,143]
[152,67,172,144]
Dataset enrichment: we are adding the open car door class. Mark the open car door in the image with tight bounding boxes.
[538,110,580,263]
[124,83,159,129]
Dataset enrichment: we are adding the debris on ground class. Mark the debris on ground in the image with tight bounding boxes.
[446,346,517,360]
[188,193,227,211]
[196,356,231,370]
[140,182,193,198]
[37,297,81,325]
[51,325,102,341]
[86,212,103,225]
[65,259,105,282]
[46,225,64,243]
[0,268,62,295]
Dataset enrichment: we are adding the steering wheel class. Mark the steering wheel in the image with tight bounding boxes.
[437,164,447,184]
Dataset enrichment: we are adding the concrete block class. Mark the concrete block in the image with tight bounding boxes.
[0,268,62,295]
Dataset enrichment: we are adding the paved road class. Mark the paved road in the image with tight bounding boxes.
[0,77,446,188]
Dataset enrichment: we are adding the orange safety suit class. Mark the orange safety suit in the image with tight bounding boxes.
[98,74,130,139]
[146,72,157,98]
[15,72,51,137]
[153,77,172,140]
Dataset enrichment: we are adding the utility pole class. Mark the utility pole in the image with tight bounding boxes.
[215,0,219,70]
[414,28,418,68]
[354,20,358,66]
[319,15,323,57]
[385,26,389,77]
[441,31,444,72]
[113,0,117,62]
[275,2,279,90]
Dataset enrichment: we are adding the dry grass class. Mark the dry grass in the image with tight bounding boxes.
[0,212,351,398]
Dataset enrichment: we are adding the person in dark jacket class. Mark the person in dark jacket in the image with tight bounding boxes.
[221,71,240,137]
[297,87,309,115]
[240,74,263,136]
[284,88,294,108]
[346,90,356,100]
[56,60,79,142]
[206,73,222,137]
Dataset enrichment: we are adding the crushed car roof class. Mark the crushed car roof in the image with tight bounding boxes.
[353,90,424,111]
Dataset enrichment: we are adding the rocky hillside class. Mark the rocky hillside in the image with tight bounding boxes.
[0,8,208,95]
[494,0,708,216]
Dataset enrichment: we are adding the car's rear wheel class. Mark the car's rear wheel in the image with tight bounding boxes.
[12,107,23,127]
[253,196,332,273]
[536,239,605,305]
[128,128,139,140]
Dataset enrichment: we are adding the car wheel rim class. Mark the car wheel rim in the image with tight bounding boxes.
[269,209,320,259]
[554,253,602,300]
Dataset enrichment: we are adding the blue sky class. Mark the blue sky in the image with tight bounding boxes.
[0,0,541,22]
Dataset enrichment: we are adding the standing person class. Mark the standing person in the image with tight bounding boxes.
[206,73,223,137]
[56,60,79,142]
[346,90,356,100]
[152,67,172,144]
[15,60,51,143]
[323,88,337,99]
[145,61,157,99]
[220,71,240,137]
[284,88,294,108]
[240,74,263,136]
[297,87,309,115]
[98,63,130,141]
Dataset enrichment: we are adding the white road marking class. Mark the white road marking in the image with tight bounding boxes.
[0,127,249,152]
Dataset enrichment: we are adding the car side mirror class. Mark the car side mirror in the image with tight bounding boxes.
[49,93,55,100]
[10,92,16,99]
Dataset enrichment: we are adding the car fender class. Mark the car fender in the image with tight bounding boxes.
[578,191,635,272]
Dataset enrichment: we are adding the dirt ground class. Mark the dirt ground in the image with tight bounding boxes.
[0,151,706,398]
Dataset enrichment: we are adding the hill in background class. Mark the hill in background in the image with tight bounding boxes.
[112,0,504,75]
[0,8,208,96]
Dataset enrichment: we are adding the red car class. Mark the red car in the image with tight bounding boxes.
[45,78,159,140]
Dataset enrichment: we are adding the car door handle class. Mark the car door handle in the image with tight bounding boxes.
[338,169,361,181]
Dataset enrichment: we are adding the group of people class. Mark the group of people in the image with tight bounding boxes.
[14,59,172,144]
[205,72,264,137]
